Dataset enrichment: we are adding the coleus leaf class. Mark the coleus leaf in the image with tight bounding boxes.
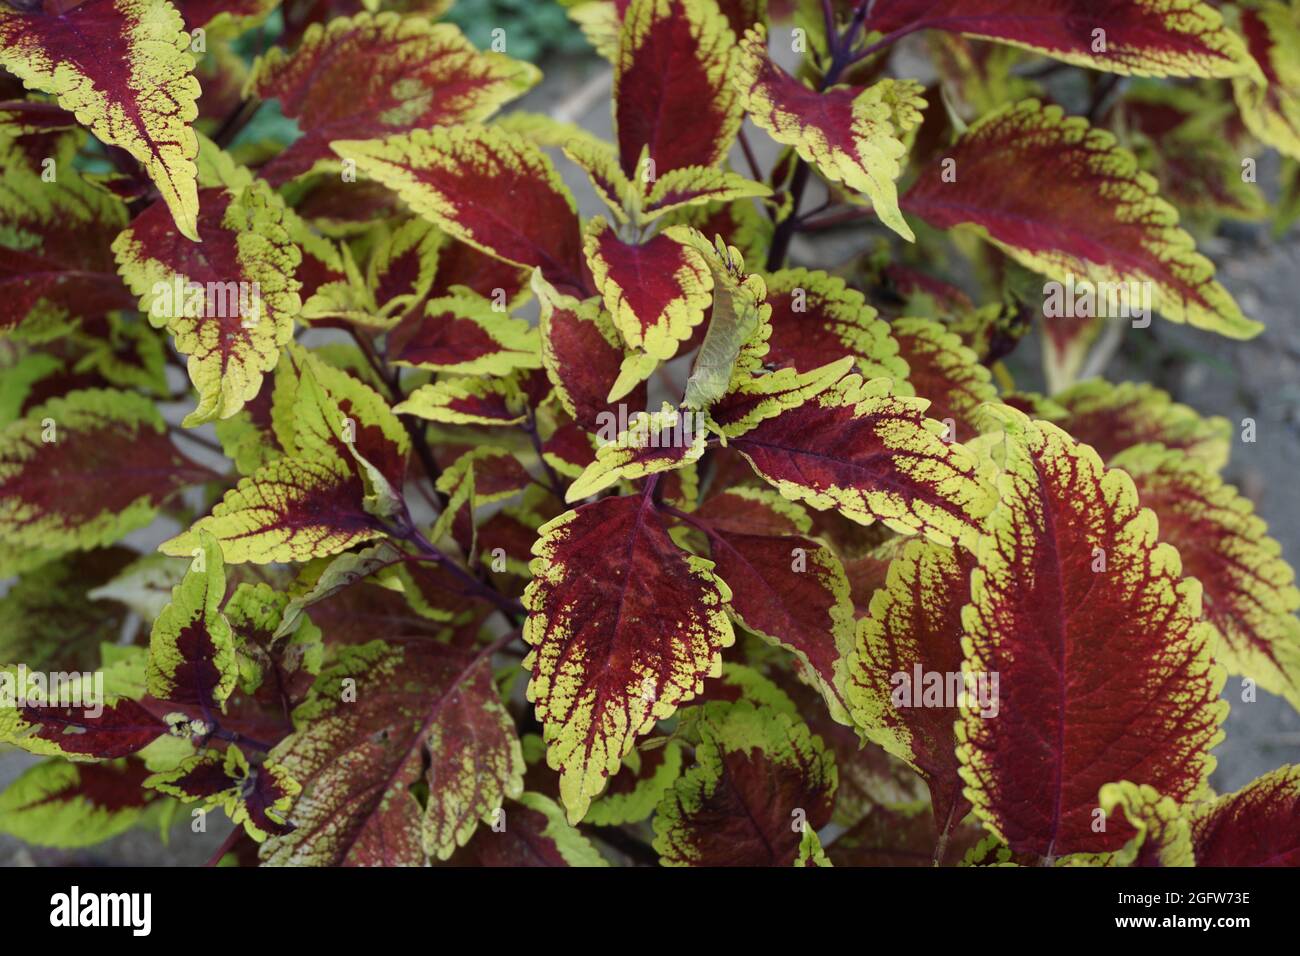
[567,403,706,502]
[0,675,169,759]
[585,740,685,826]
[542,419,598,480]
[333,125,588,293]
[436,447,532,507]
[175,0,279,33]
[1101,763,1300,867]
[262,639,524,866]
[722,374,996,550]
[640,165,771,221]
[867,0,1259,79]
[1186,764,1300,866]
[427,232,529,305]
[692,488,855,723]
[0,137,134,337]
[565,136,768,226]
[114,178,304,426]
[1050,377,1231,470]
[394,373,530,427]
[1232,1,1300,161]
[827,801,987,867]
[1113,443,1300,712]
[584,217,712,362]
[652,700,836,866]
[246,11,540,185]
[1096,779,1195,866]
[845,537,975,829]
[660,195,772,269]
[273,540,406,640]
[1116,84,1269,221]
[393,294,541,375]
[535,270,647,432]
[733,25,924,240]
[0,0,201,239]
[613,0,742,178]
[523,492,734,822]
[902,99,1261,339]
[146,531,237,713]
[0,758,160,848]
[958,406,1226,859]
[761,268,908,381]
[446,792,607,867]
[862,317,998,444]
[563,136,633,224]
[147,744,299,841]
[0,389,211,566]
[0,547,133,671]
[162,348,409,564]
[271,345,410,485]
[164,459,390,565]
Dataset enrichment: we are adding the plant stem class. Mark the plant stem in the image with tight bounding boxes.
[523,409,564,499]
[348,327,446,497]
[589,825,661,866]
[212,97,261,149]
[737,127,764,182]
[932,802,958,866]
[403,527,526,620]
[204,826,245,868]
[167,425,224,455]
[209,726,278,754]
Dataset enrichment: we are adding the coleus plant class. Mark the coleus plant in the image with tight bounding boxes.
[1,0,1299,869]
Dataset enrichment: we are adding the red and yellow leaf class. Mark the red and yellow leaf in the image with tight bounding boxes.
[162,348,409,564]
[734,25,924,240]
[567,404,706,501]
[1188,764,1300,866]
[0,137,134,337]
[868,0,1259,79]
[0,389,211,566]
[903,99,1261,339]
[395,373,530,427]
[247,12,539,184]
[333,125,588,293]
[146,531,237,712]
[523,493,734,822]
[1051,377,1232,470]
[146,744,299,841]
[0,686,168,759]
[114,179,303,426]
[0,759,161,848]
[446,792,607,867]
[584,218,712,360]
[846,537,976,829]
[863,317,998,444]
[958,406,1226,859]
[652,700,836,866]
[762,269,906,381]
[1233,1,1300,161]
[613,0,742,177]
[0,0,201,239]
[535,270,645,431]
[723,375,996,550]
[393,294,540,376]
[1114,443,1300,712]
[263,639,524,865]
